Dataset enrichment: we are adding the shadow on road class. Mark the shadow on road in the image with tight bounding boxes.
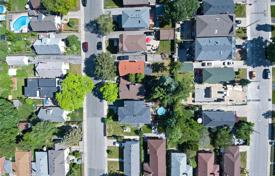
[84,55,96,77]
[85,20,103,37]
[256,24,273,32]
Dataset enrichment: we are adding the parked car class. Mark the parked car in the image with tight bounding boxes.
[117,55,129,60]
[263,68,271,79]
[82,0,87,6]
[82,42,88,52]
[97,41,102,50]
[249,71,256,79]
[236,20,242,25]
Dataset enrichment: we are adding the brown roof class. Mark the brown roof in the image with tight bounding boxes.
[119,34,147,53]
[118,61,145,76]
[223,146,241,176]
[159,29,175,40]
[119,78,145,99]
[29,0,41,9]
[146,139,166,176]
[197,152,220,176]
[0,157,5,175]
[15,151,32,176]
[17,122,31,131]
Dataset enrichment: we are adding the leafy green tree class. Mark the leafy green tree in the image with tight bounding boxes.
[169,61,181,75]
[56,73,94,111]
[61,128,82,147]
[0,98,20,157]
[199,127,211,149]
[18,121,57,150]
[96,14,113,36]
[94,52,116,80]
[128,74,136,84]
[128,73,145,83]
[99,82,118,103]
[65,35,80,55]
[136,73,145,83]
[213,127,232,149]
[42,0,76,15]
[234,121,254,143]
[68,19,76,28]
[0,41,8,61]
[164,0,199,22]
[173,73,193,102]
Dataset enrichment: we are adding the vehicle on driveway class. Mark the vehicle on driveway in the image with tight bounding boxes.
[82,42,88,52]
[263,68,271,79]
[82,0,87,6]
[97,42,102,50]
[249,71,256,80]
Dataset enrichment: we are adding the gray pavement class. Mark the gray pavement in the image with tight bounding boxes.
[33,55,81,64]
[246,0,272,175]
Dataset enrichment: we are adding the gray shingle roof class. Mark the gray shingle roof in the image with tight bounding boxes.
[35,62,67,78]
[202,68,235,84]
[195,37,234,61]
[122,8,150,29]
[124,140,140,176]
[202,111,236,128]
[171,153,193,176]
[30,15,58,32]
[33,38,65,55]
[203,0,234,15]
[24,78,58,98]
[38,107,66,122]
[32,152,49,176]
[196,14,234,37]
[48,150,67,176]
[6,56,29,66]
[118,101,151,125]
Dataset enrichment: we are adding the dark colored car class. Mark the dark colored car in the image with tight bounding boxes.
[263,68,271,79]
[82,0,87,6]
[117,55,129,60]
[97,42,102,50]
[236,20,242,25]
[82,42,88,52]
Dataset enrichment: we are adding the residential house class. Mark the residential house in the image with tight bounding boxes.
[29,0,41,9]
[118,100,151,125]
[123,0,155,6]
[6,56,29,66]
[24,78,59,99]
[38,107,69,122]
[197,152,219,176]
[48,148,70,176]
[124,140,140,176]
[29,14,61,32]
[33,37,65,55]
[122,8,150,30]
[202,0,234,15]
[0,157,12,176]
[32,151,49,176]
[119,78,145,100]
[119,34,147,53]
[118,60,145,76]
[15,151,32,176]
[200,67,235,84]
[202,111,237,128]
[35,62,69,78]
[171,153,193,176]
[144,138,166,176]
[223,146,241,176]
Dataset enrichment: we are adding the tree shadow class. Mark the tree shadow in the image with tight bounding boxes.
[84,54,96,78]
[256,24,273,32]
[92,81,104,100]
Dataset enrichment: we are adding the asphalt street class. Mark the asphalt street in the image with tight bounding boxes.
[246,0,272,175]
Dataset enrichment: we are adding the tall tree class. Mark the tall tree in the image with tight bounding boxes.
[61,128,82,147]
[94,52,116,80]
[56,73,94,111]
[213,127,232,149]
[96,14,114,36]
[42,0,76,15]
[164,0,199,22]
[234,121,254,143]
[99,82,118,103]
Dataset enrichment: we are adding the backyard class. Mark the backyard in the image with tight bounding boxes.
[9,0,27,12]
[157,40,174,55]
[235,4,246,17]
[240,152,247,176]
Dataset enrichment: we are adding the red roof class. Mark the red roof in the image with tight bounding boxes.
[118,61,145,76]
[15,151,32,176]
[197,152,219,176]
[0,157,5,175]
[223,146,241,176]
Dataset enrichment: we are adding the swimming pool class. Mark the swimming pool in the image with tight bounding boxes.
[0,5,6,14]
[12,16,30,32]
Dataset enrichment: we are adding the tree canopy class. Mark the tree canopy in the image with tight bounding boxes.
[56,73,94,111]
[94,52,116,80]
[65,35,81,55]
[164,0,199,22]
[61,127,82,147]
[42,0,76,15]
[96,14,113,36]
[212,127,232,149]
[234,121,254,143]
[99,82,118,103]
[128,73,145,84]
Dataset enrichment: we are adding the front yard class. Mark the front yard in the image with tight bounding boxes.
[235,68,247,80]
[108,161,124,175]
[107,146,121,158]
[64,18,80,32]
[104,0,123,9]
[273,90,275,104]
[235,4,246,17]
[271,6,275,18]
[68,108,83,121]
[69,64,82,75]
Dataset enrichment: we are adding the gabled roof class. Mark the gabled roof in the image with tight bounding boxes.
[223,146,241,176]
[30,15,59,32]
[119,78,145,100]
[118,61,145,76]
[197,152,219,176]
[33,37,65,55]
[15,151,32,176]
[146,139,166,176]
[24,78,58,98]
[6,56,29,66]
[29,0,41,9]
[124,140,140,176]
[202,68,235,84]
[195,37,234,61]
[203,0,234,15]
[122,8,150,29]
[48,149,68,176]
[32,152,49,176]
[171,153,193,176]
[202,111,236,128]
[196,14,234,37]
[119,34,147,53]
[118,100,151,124]
[38,107,67,122]
[35,62,68,78]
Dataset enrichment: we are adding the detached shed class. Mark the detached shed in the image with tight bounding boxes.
[6,56,29,66]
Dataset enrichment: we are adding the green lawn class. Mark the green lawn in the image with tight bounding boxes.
[9,0,27,12]
[68,108,83,121]
[108,161,123,174]
[272,25,275,38]
[235,68,247,80]
[157,40,174,55]
[240,152,247,176]
[104,0,123,8]
[64,18,79,32]
[107,120,138,137]
[236,27,247,39]
[69,64,82,75]
[272,6,275,17]
[0,63,12,98]
[273,90,275,104]
[235,4,246,17]
[107,146,120,158]
[71,0,80,11]
[141,125,152,133]
[272,68,275,83]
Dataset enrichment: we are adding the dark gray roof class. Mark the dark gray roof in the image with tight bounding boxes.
[122,8,150,29]
[38,107,66,122]
[24,78,58,98]
[118,101,151,125]
[203,0,234,15]
[202,111,236,128]
[195,37,234,61]
[124,140,140,176]
[30,15,58,32]
[48,150,67,176]
[196,14,234,37]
